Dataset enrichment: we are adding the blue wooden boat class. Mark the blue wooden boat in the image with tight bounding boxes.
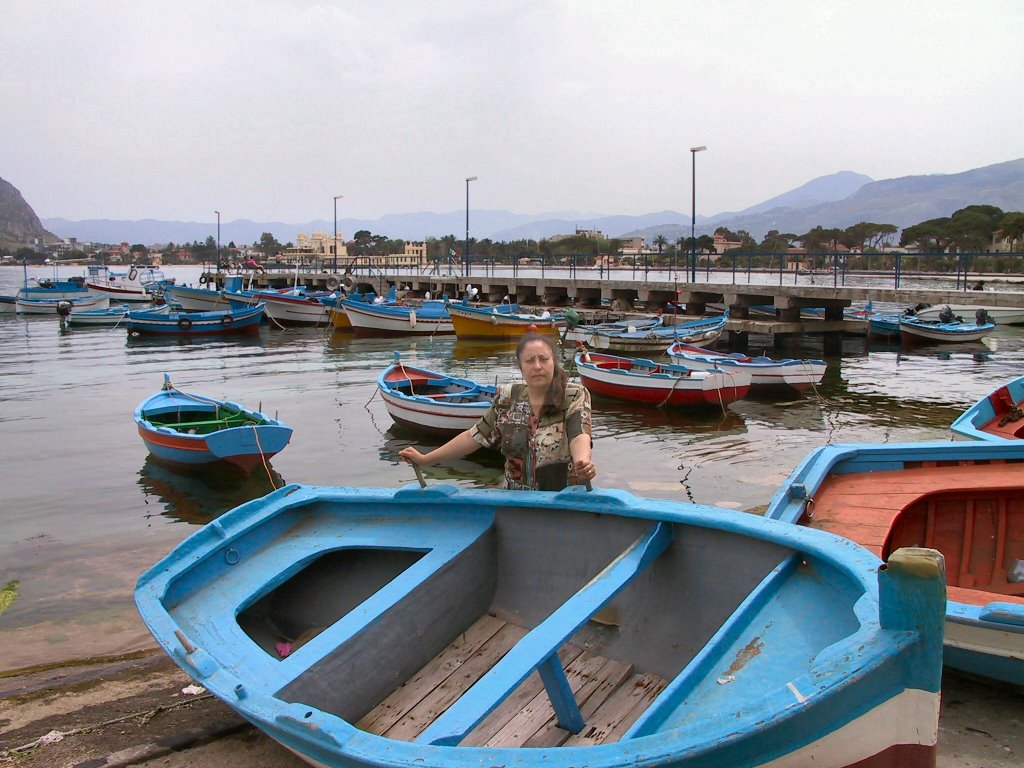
[573,314,726,354]
[126,302,265,335]
[766,440,1024,688]
[665,342,826,391]
[136,482,946,768]
[867,312,901,339]
[378,354,495,434]
[134,373,292,475]
[950,374,1024,441]
[342,297,453,336]
[899,314,995,344]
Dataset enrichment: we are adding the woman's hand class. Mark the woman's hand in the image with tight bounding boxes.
[573,457,596,482]
[399,447,428,466]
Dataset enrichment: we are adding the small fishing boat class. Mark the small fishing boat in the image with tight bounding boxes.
[562,315,662,345]
[163,284,233,312]
[260,291,335,326]
[85,264,171,303]
[766,440,1024,688]
[135,482,945,768]
[15,294,110,314]
[447,302,562,339]
[377,354,495,434]
[126,302,265,336]
[134,373,293,474]
[343,298,453,336]
[575,350,751,407]
[912,303,1024,326]
[867,312,901,339]
[16,276,89,300]
[576,315,726,354]
[0,295,17,313]
[950,374,1024,441]
[666,342,826,391]
[899,314,995,344]
[65,304,167,327]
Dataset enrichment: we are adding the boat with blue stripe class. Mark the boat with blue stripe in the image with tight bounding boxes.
[136,481,946,767]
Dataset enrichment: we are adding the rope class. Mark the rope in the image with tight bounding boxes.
[249,425,278,489]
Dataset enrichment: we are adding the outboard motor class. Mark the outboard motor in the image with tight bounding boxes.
[938,305,955,323]
[56,300,73,318]
[975,308,992,325]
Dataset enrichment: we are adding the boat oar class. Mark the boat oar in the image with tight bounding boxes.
[413,463,427,488]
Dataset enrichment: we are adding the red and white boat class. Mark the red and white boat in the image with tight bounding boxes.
[666,342,826,392]
[574,350,751,407]
[342,298,453,336]
[85,265,168,303]
[260,291,333,326]
[377,356,495,434]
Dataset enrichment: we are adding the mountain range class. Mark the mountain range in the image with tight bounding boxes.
[18,157,1024,247]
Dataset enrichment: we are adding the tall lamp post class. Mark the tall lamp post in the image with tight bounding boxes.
[215,210,221,274]
[333,194,343,273]
[689,146,706,282]
[465,176,478,277]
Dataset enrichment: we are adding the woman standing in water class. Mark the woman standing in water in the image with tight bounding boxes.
[398,332,595,490]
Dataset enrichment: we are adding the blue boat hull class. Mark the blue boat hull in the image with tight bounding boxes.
[136,484,945,768]
[126,303,265,335]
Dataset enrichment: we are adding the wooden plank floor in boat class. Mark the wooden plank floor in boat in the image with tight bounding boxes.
[356,614,667,747]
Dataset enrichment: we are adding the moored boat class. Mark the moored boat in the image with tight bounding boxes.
[666,342,826,391]
[899,315,995,344]
[950,374,1024,441]
[766,440,1024,688]
[135,481,946,768]
[576,314,726,354]
[66,304,165,327]
[15,294,111,314]
[912,303,1024,326]
[574,350,750,407]
[562,315,662,345]
[164,284,233,312]
[86,264,171,303]
[378,354,495,434]
[343,298,453,336]
[134,373,292,474]
[126,302,265,335]
[447,302,562,339]
[260,291,335,326]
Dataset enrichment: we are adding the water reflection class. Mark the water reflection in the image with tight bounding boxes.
[125,331,267,351]
[377,425,505,488]
[592,398,747,441]
[137,454,285,526]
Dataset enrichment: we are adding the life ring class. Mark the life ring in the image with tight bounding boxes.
[221,314,234,326]
[178,316,193,330]
[325,277,340,291]
[199,274,209,285]
[128,268,138,281]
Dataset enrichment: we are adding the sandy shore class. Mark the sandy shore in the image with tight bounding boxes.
[1,652,1020,767]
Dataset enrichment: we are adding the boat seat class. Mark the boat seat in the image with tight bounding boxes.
[415,521,674,747]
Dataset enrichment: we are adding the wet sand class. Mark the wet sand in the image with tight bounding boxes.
[0,652,1020,768]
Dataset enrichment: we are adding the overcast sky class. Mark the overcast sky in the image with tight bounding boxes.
[3,0,1021,225]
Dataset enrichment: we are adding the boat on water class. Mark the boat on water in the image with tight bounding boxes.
[377,354,495,434]
[15,276,89,300]
[85,264,172,303]
[867,313,901,339]
[447,302,562,339]
[15,294,111,314]
[65,304,169,327]
[950,374,1024,441]
[574,350,751,407]
[135,481,946,768]
[899,314,995,344]
[134,373,293,474]
[343,298,453,336]
[572,315,726,354]
[126,302,265,336]
[562,315,662,345]
[766,440,1024,688]
[666,342,826,392]
[259,290,336,326]
[912,303,1024,326]
[164,283,233,312]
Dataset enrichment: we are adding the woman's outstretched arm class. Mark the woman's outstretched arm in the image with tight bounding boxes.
[398,430,481,467]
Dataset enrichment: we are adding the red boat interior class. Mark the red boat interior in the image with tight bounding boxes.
[805,459,1024,607]
[982,386,1024,439]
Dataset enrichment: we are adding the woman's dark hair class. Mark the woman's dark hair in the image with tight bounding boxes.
[515,332,568,418]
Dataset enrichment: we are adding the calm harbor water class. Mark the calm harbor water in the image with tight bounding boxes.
[1,264,1023,673]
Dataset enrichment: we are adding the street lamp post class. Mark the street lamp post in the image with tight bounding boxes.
[465,176,478,277]
[215,210,221,275]
[689,146,706,282]
[333,195,343,273]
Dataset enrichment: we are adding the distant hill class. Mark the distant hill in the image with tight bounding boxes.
[37,158,1024,246]
[0,177,59,249]
[625,159,1024,242]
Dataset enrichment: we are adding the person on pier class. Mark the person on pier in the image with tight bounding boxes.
[399,333,596,490]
